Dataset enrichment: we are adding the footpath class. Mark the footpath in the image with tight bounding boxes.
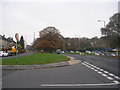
[1,56,82,70]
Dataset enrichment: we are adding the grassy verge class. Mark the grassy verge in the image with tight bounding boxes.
[1,53,69,65]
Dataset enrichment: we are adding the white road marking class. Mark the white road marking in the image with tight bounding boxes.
[89,64,93,66]
[82,61,120,84]
[41,82,120,87]
[104,71,109,74]
[94,70,98,72]
[107,77,113,80]
[84,62,88,64]
[96,67,100,70]
[86,65,91,68]
[113,81,119,84]
[100,69,104,71]
[114,76,120,80]
[109,73,115,76]
[97,71,102,74]
[82,63,91,68]
[93,66,96,68]
[91,68,94,70]
[90,65,94,66]
[101,74,107,77]
[82,63,85,65]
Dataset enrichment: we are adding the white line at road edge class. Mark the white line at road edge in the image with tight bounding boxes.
[41,82,120,87]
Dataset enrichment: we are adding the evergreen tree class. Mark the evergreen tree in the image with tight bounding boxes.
[20,36,25,49]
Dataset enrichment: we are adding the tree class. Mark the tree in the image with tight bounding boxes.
[80,37,90,49]
[100,13,120,48]
[19,36,25,49]
[39,26,60,37]
[33,26,63,52]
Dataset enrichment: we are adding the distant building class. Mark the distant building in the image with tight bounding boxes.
[0,35,16,50]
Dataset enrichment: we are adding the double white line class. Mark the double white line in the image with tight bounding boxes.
[82,61,120,84]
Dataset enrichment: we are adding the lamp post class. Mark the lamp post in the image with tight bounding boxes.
[97,20,106,28]
[15,33,19,64]
[97,20,108,52]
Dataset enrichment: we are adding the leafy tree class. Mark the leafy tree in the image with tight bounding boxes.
[39,26,60,37]
[33,26,63,52]
[100,13,120,48]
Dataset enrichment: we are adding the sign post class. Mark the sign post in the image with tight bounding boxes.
[15,33,19,64]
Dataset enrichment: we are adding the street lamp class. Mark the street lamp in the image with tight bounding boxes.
[97,20,106,28]
[97,20,108,51]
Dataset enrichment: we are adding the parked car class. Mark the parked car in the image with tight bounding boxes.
[70,51,74,53]
[56,49,61,54]
[0,51,8,57]
[110,53,116,56]
[95,53,99,55]
[85,51,91,54]
[75,51,80,53]
[61,51,65,54]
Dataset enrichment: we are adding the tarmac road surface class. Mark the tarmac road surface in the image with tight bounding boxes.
[2,54,120,89]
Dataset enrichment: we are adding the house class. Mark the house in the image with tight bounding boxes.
[0,35,16,51]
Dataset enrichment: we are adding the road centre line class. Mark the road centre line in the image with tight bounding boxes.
[41,82,120,87]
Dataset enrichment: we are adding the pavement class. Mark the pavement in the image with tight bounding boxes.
[1,56,82,70]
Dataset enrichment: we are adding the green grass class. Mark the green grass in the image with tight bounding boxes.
[1,53,69,65]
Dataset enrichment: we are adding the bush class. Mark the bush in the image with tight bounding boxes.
[19,49,26,53]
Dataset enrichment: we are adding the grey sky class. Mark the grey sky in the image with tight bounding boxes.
[1,0,119,45]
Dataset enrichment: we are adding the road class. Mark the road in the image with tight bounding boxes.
[65,54,120,77]
[2,54,120,89]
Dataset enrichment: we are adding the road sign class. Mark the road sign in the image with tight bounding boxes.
[15,33,19,41]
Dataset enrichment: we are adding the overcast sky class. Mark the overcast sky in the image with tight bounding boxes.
[0,0,119,45]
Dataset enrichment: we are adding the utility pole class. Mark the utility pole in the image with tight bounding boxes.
[34,32,35,43]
